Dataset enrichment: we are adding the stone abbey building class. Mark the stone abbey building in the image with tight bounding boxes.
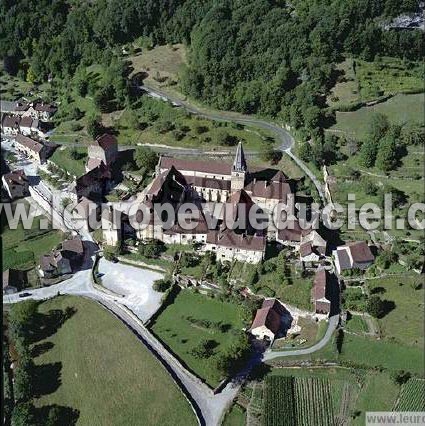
[104,142,309,264]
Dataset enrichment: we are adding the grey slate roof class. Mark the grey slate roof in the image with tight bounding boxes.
[232,142,247,172]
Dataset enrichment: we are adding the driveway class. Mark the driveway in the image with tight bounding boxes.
[263,314,339,361]
[98,258,164,322]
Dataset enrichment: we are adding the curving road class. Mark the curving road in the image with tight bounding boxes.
[140,85,325,202]
[3,266,239,426]
[263,315,339,361]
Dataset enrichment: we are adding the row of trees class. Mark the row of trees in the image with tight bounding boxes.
[7,301,39,426]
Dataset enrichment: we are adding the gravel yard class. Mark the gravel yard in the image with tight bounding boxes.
[98,258,164,322]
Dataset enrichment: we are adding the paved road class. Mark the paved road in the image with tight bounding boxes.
[262,315,339,361]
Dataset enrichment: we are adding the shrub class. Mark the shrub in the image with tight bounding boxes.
[153,278,172,292]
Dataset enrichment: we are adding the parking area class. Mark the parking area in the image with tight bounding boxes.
[98,258,165,322]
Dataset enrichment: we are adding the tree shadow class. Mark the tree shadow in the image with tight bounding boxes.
[29,307,77,344]
[377,300,396,319]
[370,286,386,295]
[249,363,271,381]
[31,341,54,358]
[32,362,62,397]
[35,404,80,426]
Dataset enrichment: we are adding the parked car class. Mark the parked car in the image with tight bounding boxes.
[19,292,32,298]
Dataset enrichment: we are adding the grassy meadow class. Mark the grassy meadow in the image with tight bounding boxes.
[330,93,424,139]
[32,296,197,426]
[2,202,63,272]
[49,146,88,177]
[367,274,424,348]
[150,290,246,387]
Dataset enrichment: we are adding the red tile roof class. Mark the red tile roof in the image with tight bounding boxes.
[93,133,117,151]
[15,134,45,153]
[245,179,291,201]
[250,299,286,335]
[34,102,57,113]
[347,241,374,263]
[3,169,28,186]
[19,116,33,128]
[159,156,232,176]
[188,175,231,191]
[206,228,265,252]
[277,220,311,242]
[312,269,328,301]
[62,237,84,255]
[2,115,20,129]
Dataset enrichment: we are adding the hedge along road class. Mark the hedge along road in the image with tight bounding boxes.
[140,84,325,202]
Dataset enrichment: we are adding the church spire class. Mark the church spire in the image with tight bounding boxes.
[233,141,247,172]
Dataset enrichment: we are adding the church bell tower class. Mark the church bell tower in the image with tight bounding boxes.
[231,142,248,192]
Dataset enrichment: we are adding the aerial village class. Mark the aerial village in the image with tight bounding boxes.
[2,95,377,348]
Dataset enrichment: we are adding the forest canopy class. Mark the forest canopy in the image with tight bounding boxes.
[0,0,423,136]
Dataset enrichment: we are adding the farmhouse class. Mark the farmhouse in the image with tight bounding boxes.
[249,298,288,341]
[39,251,72,278]
[70,162,112,201]
[299,230,327,264]
[334,241,374,274]
[312,269,331,314]
[33,101,57,121]
[61,237,85,264]
[2,169,30,200]
[19,116,33,135]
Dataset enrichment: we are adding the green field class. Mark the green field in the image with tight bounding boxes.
[328,57,423,110]
[150,290,246,387]
[328,142,424,241]
[330,93,424,139]
[263,375,338,426]
[2,204,63,272]
[229,260,313,311]
[222,403,246,426]
[128,43,186,87]
[260,367,405,425]
[345,314,369,334]
[272,331,424,376]
[49,146,87,178]
[367,275,424,348]
[116,99,276,150]
[33,296,197,425]
[0,65,51,101]
[353,371,400,426]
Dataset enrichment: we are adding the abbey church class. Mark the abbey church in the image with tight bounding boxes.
[104,142,310,263]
